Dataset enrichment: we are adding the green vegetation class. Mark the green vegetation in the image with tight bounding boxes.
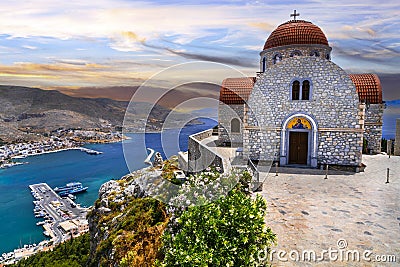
[12,233,90,267]
[12,169,275,267]
[161,157,184,185]
[159,174,276,266]
[88,196,169,267]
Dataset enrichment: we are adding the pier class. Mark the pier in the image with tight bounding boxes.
[144,148,155,165]
[0,183,89,265]
[29,183,88,245]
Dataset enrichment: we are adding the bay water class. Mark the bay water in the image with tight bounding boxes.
[0,118,216,254]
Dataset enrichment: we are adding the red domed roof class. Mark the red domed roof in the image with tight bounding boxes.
[349,74,383,104]
[263,20,329,50]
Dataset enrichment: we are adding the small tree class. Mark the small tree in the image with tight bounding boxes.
[160,187,276,266]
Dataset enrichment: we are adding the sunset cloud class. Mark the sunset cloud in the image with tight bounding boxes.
[0,0,398,100]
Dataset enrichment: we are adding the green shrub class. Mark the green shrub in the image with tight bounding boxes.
[160,188,276,266]
[12,233,90,267]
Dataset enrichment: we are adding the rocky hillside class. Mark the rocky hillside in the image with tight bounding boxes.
[0,85,172,142]
[87,167,169,266]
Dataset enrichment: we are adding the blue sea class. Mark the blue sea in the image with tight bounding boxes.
[0,118,217,254]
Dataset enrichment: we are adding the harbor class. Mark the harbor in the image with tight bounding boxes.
[29,183,89,244]
[0,183,89,265]
[0,121,216,263]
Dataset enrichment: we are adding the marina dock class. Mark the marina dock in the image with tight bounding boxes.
[29,183,88,245]
[1,183,89,265]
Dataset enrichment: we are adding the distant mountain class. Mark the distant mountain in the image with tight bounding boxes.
[0,85,171,142]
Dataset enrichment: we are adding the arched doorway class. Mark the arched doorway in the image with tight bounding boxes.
[280,114,318,167]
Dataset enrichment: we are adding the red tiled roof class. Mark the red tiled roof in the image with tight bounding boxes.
[264,20,329,50]
[220,74,383,105]
[219,77,256,104]
[349,74,383,104]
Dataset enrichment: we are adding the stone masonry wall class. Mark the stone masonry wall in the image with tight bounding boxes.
[363,103,384,154]
[318,131,363,166]
[218,104,244,146]
[245,56,362,166]
[188,129,223,174]
[395,119,400,156]
[260,44,332,70]
[244,128,280,161]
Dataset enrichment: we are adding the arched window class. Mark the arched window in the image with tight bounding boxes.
[326,53,331,60]
[310,50,320,57]
[302,80,310,100]
[231,118,241,133]
[291,79,312,101]
[262,57,266,72]
[290,50,302,57]
[292,80,300,100]
[273,53,282,64]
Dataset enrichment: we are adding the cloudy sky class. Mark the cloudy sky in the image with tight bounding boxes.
[0,0,399,101]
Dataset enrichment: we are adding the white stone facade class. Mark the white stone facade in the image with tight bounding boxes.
[244,57,363,167]
[199,19,386,173]
[218,104,245,146]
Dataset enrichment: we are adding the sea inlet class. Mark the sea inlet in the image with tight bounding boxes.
[0,118,217,254]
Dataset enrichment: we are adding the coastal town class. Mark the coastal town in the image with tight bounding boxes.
[0,129,124,169]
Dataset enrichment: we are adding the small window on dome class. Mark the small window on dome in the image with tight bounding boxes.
[292,80,300,100]
[262,57,266,72]
[310,50,320,57]
[290,50,302,57]
[273,53,282,64]
[326,53,331,60]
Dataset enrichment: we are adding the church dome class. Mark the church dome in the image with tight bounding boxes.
[263,20,329,50]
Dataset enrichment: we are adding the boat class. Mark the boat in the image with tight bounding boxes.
[35,211,46,218]
[54,182,83,192]
[55,181,88,197]
[58,186,88,197]
[67,194,76,200]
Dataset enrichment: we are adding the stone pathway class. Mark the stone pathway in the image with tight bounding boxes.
[259,155,400,266]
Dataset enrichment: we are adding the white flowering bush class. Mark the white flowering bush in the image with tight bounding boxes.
[158,170,276,267]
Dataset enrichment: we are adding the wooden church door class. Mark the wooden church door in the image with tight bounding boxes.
[289,132,308,164]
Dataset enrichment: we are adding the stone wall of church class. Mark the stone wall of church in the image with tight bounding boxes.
[218,104,244,146]
[243,128,280,160]
[363,103,384,154]
[395,119,400,156]
[245,56,362,166]
[260,44,332,71]
[318,131,363,166]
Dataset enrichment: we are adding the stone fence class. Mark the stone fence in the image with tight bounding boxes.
[187,129,225,174]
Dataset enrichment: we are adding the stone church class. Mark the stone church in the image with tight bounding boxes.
[218,15,384,170]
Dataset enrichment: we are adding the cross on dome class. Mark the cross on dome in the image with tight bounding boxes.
[290,10,300,20]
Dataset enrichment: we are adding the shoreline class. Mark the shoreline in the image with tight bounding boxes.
[10,147,101,160]
[1,147,106,170]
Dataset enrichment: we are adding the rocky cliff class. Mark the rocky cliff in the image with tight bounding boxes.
[87,168,169,266]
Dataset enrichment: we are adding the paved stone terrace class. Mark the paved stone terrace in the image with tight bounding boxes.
[259,155,400,266]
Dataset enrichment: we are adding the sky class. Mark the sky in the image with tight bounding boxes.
[0,0,399,102]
